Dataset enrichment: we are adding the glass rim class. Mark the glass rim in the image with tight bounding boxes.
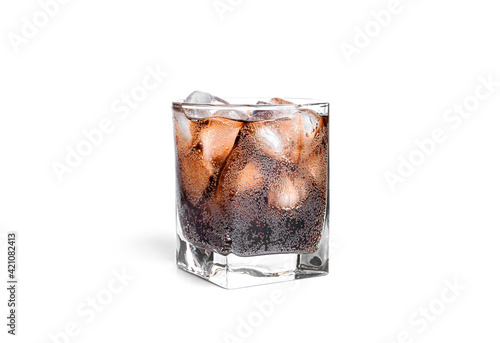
[173,97,329,110]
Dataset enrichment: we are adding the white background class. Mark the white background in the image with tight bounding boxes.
[1,0,500,342]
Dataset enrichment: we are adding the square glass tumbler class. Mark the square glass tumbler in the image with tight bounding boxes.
[173,98,329,289]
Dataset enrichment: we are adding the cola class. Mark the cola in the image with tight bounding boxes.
[174,94,328,258]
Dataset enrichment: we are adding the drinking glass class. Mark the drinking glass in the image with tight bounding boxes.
[173,98,329,289]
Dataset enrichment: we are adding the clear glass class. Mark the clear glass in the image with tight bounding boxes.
[173,97,329,289]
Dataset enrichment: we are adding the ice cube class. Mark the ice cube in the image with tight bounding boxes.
[258,125,283,152]
[303,142,328,185]
[298,113,327,162]
[184,91,229,118]
[269,98,294,105]
[174,107,199,151]
[249,99,295,121]
[185,91,229,105]
[213,109,249,121]
[196,118,243,174]
[234,160,263,192]
[250,108,274,120]
[296,109,323,146]
[216,158,264,203]
[176,150,212,205]
[175,115,242,205]
[268,169,308,210]
[214,136,275,204]
[297,115,328,186]
[242,119,300,163]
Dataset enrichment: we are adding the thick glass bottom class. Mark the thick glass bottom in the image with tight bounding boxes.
[176,221,329,289]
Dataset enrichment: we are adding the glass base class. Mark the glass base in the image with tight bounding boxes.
[176,229,329,289]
